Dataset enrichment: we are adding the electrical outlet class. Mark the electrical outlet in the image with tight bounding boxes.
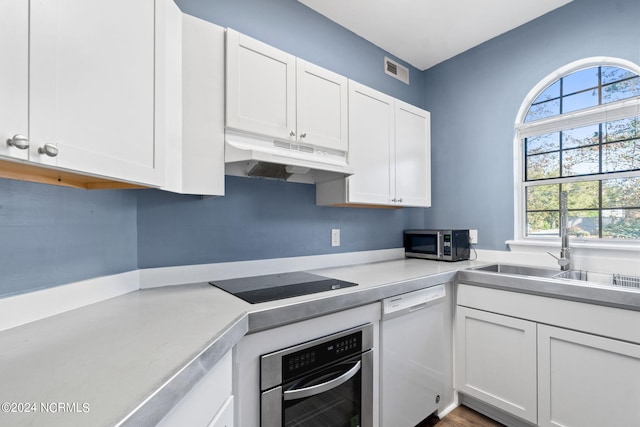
[469,229,478,245]
[331,229,340,247]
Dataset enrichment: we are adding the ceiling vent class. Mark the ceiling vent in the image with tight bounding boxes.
[384,57,409,84]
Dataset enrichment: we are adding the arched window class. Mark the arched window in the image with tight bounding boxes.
[515,58,640,241]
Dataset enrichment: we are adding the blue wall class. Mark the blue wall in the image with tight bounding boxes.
[0,179,138,297]
[422,0,640,249]
[0,0,426,298]
[137,177,423,268]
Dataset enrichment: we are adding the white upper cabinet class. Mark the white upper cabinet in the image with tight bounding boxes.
[225,29,348,152]
[226,29,296,141]
[28,0,163,185]
[0,1,29,162]
[1,0,168,187]
[395,101,431,206]
[345,81,395,205]
[296,60,348,151]
[316,80,431,207]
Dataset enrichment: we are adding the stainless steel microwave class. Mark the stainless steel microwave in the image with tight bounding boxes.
[404,229,470,261]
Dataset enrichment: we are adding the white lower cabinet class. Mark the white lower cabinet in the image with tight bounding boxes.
[537,325,640,427]
[455,306,538,424]
[456,284,640,427]
[157,351,233,427]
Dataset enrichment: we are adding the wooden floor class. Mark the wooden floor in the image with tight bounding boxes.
[417,405,505,427]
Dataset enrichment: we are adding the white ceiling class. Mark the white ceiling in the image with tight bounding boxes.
[298,0,574,71]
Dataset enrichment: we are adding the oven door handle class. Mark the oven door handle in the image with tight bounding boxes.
[283,360,361,401]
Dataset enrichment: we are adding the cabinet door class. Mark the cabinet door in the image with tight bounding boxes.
[455,306,537,424]
[0,0,29,161]
[296,59,348,151]
[346,81,394,205]
[157,351,233,427]
[226,29,296,141]
[29,0,161,184]
[538,325,640,427]
[395,101,431,207]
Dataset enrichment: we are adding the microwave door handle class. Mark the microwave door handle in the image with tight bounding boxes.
[437,232,442,259]
[283,361,361,401]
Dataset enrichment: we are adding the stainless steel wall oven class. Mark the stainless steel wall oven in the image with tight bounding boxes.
[260,324,373,427]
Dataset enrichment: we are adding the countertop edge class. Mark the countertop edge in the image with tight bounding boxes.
[458,270,640,312]
[246,270,458,333]
[117,312,249,427]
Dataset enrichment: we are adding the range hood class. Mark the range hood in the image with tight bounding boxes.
[224,130,355,184]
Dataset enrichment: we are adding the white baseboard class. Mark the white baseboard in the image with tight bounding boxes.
[0,270,139,332]
[139,248,405,289]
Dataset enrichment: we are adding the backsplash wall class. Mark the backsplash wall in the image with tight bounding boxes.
[0,178,138,297]
[137,176,423,268]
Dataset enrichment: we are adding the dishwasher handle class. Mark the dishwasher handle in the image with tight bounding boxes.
[382,285,446,320]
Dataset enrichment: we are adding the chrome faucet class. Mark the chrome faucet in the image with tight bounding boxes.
[548,191,571,270]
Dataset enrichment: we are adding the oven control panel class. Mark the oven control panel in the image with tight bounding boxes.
[282,331,362,381]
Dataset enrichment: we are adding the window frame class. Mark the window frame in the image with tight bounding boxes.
[514,57,640,244]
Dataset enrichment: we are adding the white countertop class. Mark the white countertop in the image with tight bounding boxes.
[0,258,469,427]
[4,256,634,426]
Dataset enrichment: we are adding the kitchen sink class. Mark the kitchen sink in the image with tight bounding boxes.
[472,264,588,281]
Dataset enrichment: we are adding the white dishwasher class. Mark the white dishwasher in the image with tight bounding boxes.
[380,284,446,427]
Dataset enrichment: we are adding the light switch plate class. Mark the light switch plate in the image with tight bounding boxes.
[331,229,340,247]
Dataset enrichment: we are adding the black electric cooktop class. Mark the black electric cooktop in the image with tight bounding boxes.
[209,271,358,304]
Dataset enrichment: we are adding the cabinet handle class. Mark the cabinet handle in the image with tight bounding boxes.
[300,132,307,138]
[391,198,397,202]
[289,131,296,137]
[38,143,59,157]
[398,198,403,203]
[6,134,29,150]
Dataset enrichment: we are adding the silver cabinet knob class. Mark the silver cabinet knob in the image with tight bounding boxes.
[6,134,29,150]
[300,132,307,138]
[38,143,58,157]
[289,131,296,137]
[397,198,403,203]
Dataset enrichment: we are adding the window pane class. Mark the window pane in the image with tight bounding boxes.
[601,66,635,84]
[533,81,560,103]
[527,184,559,211]
[562,67,598,95]
[562,124,599,149]
[526,132,560,154]
[602,209,640,239]
[563,181,599,209]
[602,77,640,103]
[562,146,599,176]
[602,177,640,208]
[605,116,640,142]
[568,210,599,238]
[527,211,559,236]
[527,152,560,179]
[525,98,560,122]
[562,89,598,114]
[602,139,640,172]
